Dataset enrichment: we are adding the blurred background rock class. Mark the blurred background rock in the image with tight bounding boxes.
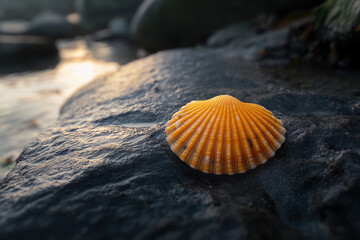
[0,0,74,20]
[130,0,324,52]
[0,0,328,43]
[76,0,143,33]
[2,0,357,55]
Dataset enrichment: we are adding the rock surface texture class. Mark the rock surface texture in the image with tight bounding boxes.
[1,47,360,239]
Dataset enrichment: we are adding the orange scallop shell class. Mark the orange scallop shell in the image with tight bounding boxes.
[165,95,286,175]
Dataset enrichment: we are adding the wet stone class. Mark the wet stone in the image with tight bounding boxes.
[0,34,59,73]
[0,48,359,239]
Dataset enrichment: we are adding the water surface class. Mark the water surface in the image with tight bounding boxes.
[0,39,137,180]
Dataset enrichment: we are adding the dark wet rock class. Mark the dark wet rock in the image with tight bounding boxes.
[90,29,118,41]
[0,35,59,73]
[76,0,144,32]
[130,0,266,52]
[109,17,128,36]
[207,17,315,61]
[91,17,130,41]
[0,12,78,39]
[1,47,360,239]
[206,22,256,48]
[208,24,289,62]
[262,63,360,98]
[0,20,29,35]
[0,0,73,20]
[130,0,324,52]
[207,22,308,64]
[0,35,57,56]
[0,34,58,60]
[25,12,78,39]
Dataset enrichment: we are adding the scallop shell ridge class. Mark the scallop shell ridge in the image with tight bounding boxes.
[165,95,286,175]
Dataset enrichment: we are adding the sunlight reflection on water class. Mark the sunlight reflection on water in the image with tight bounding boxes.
[0,39,135,180]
